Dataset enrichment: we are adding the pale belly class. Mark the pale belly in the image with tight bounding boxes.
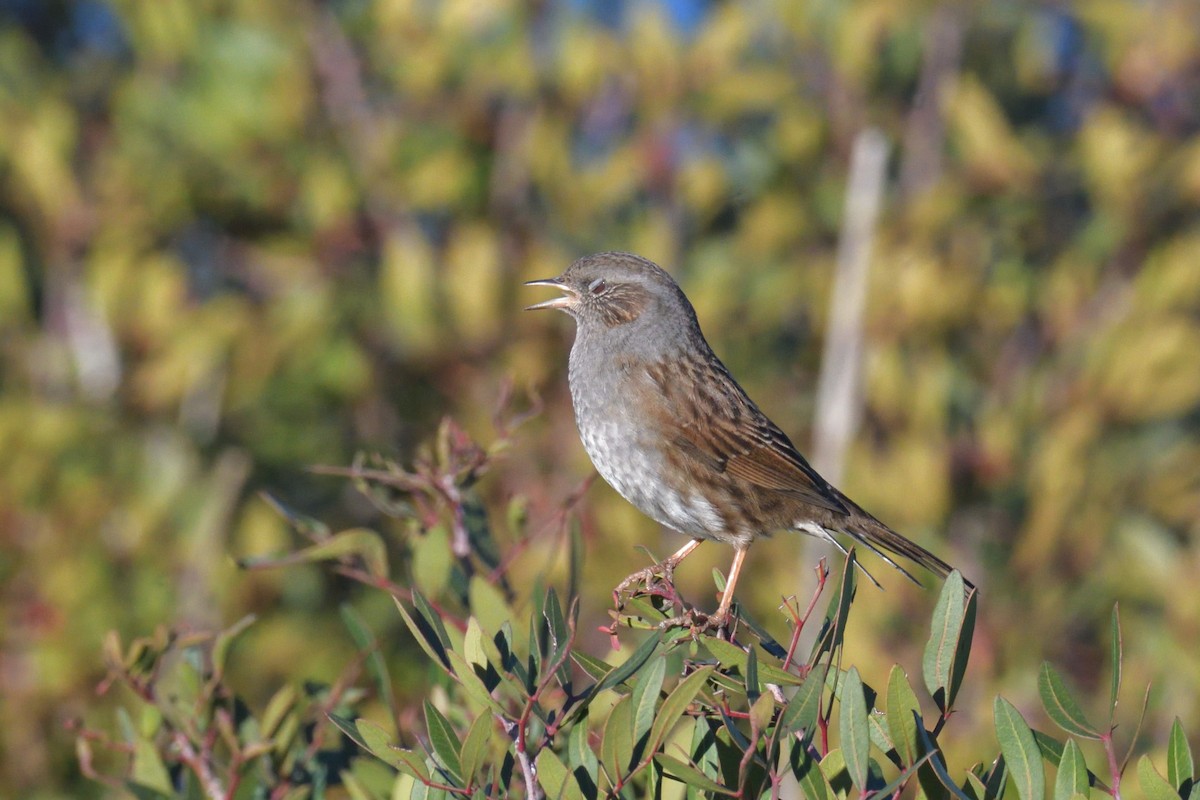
[573,401,726,540]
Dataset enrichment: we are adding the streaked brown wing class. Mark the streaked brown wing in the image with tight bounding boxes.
[641,356,849,516]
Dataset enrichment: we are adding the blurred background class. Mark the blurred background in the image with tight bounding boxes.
[2,0,1199,795]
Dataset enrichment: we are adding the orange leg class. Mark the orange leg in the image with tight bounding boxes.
[614,538,704,598]
[712,547,749,628]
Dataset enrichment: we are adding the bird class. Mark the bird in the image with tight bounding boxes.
[526,251,966,631]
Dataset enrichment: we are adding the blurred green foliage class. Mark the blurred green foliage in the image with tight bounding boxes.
[1,0,1199,795]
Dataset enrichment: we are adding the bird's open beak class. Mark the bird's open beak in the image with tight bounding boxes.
[524,277,578,311]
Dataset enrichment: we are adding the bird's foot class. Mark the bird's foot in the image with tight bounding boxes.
[612,559,680,609]
[657,606,733,638]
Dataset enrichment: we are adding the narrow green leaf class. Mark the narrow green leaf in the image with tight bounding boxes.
[949,587,978,710]
[1054,740,1089,800]
[352,718,430,781]
[792,742,833,800]
[210,614,256,679]
[1168,717,1194,790]
[413,525,452,598]
[1033,730,1066,763]
[868,712,896,762]
[924,571,966,707]
[873,751,939,799]
[543,587,572,688]
[601,695,634,786]
[745,647,760,703]
[592,631,663,698]
[655,753,738,795]
[631,655,667,755]
[568,713,600,796]
[468,576,515,639]
[781,663,827,735]
[459,714,492,786]
[130,736,173,795]
[840,667,871,790]
[703,637,802,686]
[917,721,974,800]
[649,666,714,754]
[887,665,922,767]
[538,748,586,800]
[809,549,857,664]
[984,755,1008,800]
[423,701,463,781]
[1109,604,1122,723]
[446,650,503,715]
[572,650,614,683]
[1038,663,1101,739]
[749,693,775,735]
[295,528,388,578]
[995,696,1045,800]
[1140,755,1181,800]
[396,596,452,672]
[341,604,397,722]
[964,770,989,800]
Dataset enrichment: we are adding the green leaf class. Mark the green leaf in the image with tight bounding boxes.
[296,527,388,578]
[872,751,939,799]
[543,587,573,688]
[1140,755,1181,800]
[655,753,737,795]
[1109,604,1122,723]
[1168,717,1195,791]
[413,524,452,597]
[868,712,895,760]
[1054,740,1089,800]
[592,631,663,699]
[130,736,173,795]
[745,646,760,703]
[995,696,1045,800]
[924,571,966,708]
[965,771,989,800]
[210,614,256,680]
[703,638,802,686]
[917,721,974,800]
[601,694,634,786]
[341,604,397,722]
[395,597,452,673]
[887,665,922,767]
[840,667,871,790]
[792,741,833,800]
[630,654,667,756]
[1038,663,1101,739]
[781,663,827,735]
[459,713,492,787]
[1033,730,1066,763]
[538,748,586,800]
[809,549,856,664]
[949,587,978,710]
[424,700,463,782]
[352,718,430,781]
[469,575,515,638]
[984,755,1008,800]
[568,713,600,796]
[648,666,714,754]
[447,650,504,715]
[749,693,775,735]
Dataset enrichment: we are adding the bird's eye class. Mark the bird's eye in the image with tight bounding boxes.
[588,278,608,295]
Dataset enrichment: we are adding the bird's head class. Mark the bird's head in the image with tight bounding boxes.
[525,252,695,332]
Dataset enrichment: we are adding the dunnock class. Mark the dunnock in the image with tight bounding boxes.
[527,252,966,630]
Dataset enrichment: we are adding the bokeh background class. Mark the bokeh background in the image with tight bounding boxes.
[2,0,1199,795]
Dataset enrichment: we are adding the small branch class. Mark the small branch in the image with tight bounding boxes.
[172,732,224,800]
[812,127,889,484]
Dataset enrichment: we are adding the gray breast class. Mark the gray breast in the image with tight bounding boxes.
[567,342,725,540]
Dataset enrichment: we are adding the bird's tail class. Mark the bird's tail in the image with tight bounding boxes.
[820,515,973,591]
